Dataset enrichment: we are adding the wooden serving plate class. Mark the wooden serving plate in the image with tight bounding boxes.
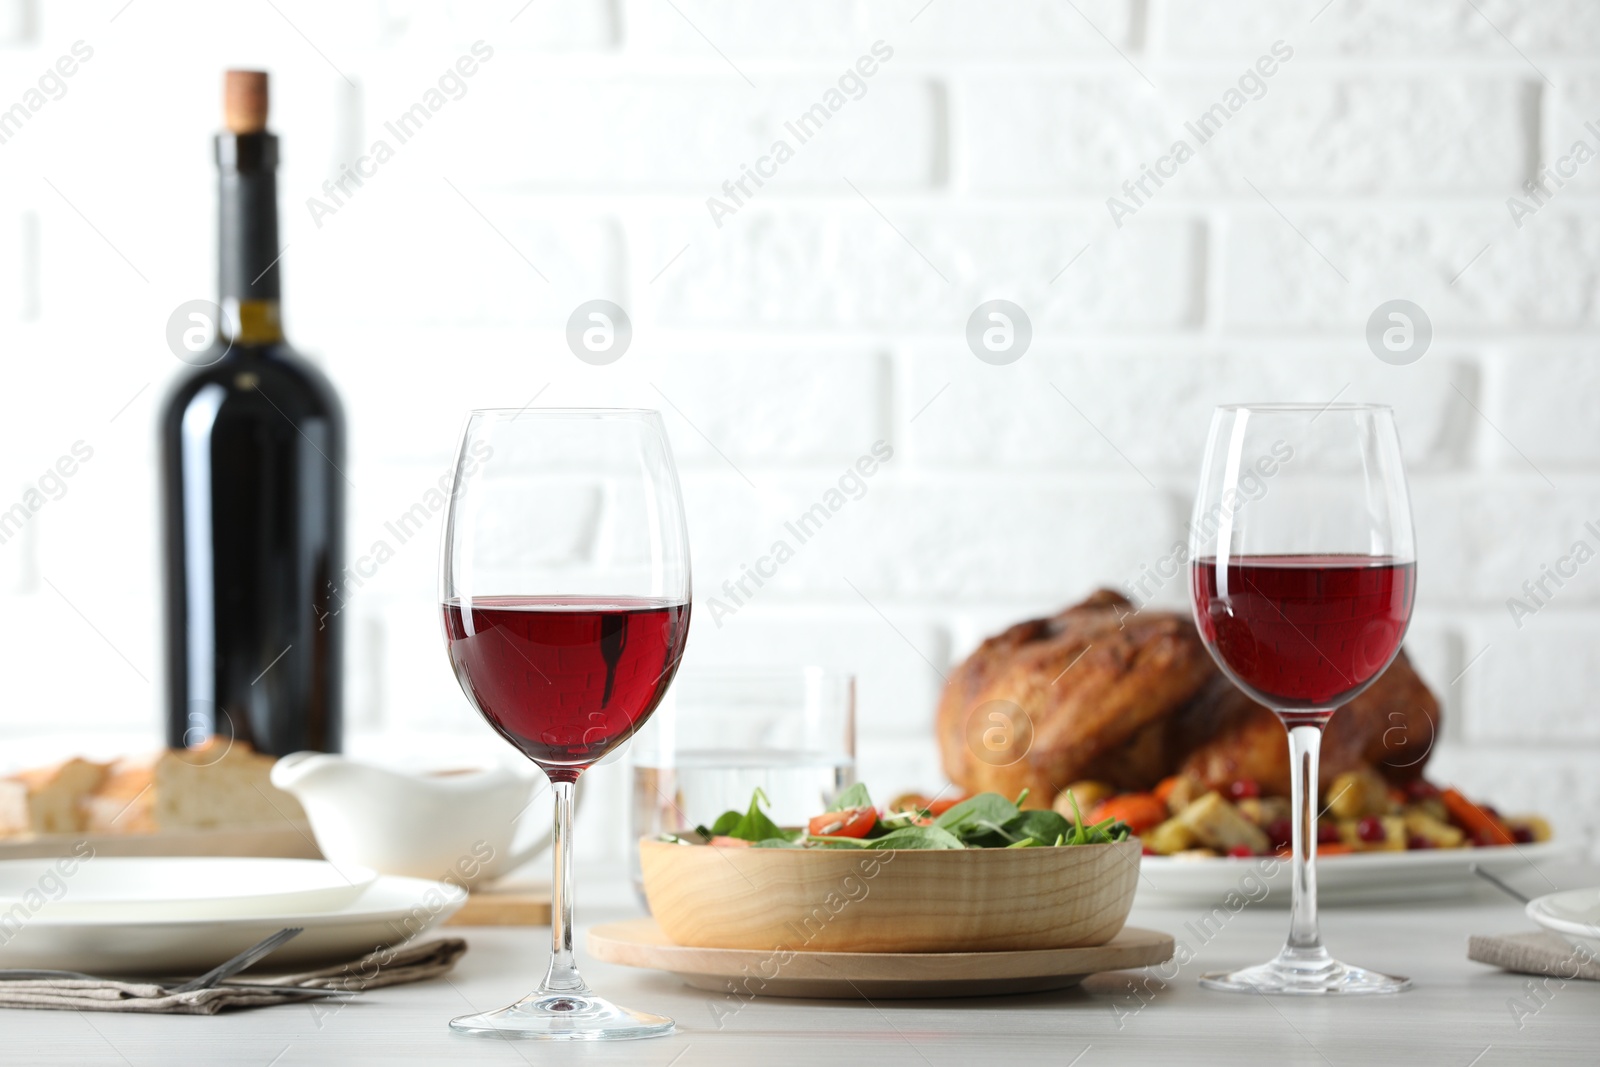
[589,917,1174,999]
[640,837,1142,953]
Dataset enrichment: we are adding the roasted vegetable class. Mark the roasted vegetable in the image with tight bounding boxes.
[1508,815,1552,843]
[1236,796,1291,828]
[1440,787,1515,846]
[1157,774,1205,814]
[1056,780,1116,814]
[1340,814,1405,852]
[1086,793,1169,835]
[1326,768,1391,820]
[1402,809,1465,849]
[1173,792,1270,855]
[1145,816,1200,856]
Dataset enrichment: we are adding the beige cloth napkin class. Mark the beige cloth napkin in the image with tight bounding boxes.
[1468,931,1600,981]
[0,938,468,1015]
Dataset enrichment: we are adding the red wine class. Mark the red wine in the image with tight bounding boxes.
[442,596,690,780]
[1191,554,1415,713]
[160,72,344,755]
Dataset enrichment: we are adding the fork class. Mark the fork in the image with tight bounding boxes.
[168,927,304,993]
[0,927,354,997]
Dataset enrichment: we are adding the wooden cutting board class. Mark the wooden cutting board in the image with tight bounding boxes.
[445,880,552,926]
[587,917,1174,999]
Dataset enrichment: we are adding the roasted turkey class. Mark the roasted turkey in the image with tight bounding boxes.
[936,590,1439,805]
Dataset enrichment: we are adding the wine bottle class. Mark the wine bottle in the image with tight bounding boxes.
[159,71,345,755]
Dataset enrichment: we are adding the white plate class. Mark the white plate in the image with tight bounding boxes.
[0,875,466,974]
[1138,841,1579,907]
[0,857,375,921]
[1527,887,1600,956]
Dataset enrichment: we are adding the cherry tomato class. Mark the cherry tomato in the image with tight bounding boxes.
[925,796,965,817]
[808,806,876,839]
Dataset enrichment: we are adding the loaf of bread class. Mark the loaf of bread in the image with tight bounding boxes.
[81,739,306,833]
[0,758,109,835]
[0,741,305,838]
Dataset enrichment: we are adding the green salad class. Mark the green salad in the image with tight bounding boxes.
[662,783,1133,851]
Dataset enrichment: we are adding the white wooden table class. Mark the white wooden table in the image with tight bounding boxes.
[9,871,1599,1066]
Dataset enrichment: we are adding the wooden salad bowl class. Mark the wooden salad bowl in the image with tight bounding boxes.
[638,837,1142,953]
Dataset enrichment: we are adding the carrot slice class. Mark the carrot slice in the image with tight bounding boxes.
[1087,793,1169,834]
[1153,777,1182,805]
[1439,788,1514,846]
[1317,843,1354,856]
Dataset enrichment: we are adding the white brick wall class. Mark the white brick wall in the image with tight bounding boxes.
[2,0,1598,863]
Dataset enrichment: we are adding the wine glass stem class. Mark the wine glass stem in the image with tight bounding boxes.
[539,778,588,997]
[1285,722,1325,954]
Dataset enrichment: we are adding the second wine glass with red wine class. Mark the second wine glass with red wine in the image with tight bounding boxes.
[440,409,691,1039]
[1189,403,1416,995]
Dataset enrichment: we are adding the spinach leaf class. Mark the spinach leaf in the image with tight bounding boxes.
[732,788,795,843]
[804,835,876,849]
[699,788,798,844]
[827,782,873,813]
[868,825,965,850]
[933,793,1019,838]
[959,817,1024,849]
[1004,809,1076,847]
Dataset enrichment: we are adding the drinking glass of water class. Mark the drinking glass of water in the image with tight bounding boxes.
[629,667,856,906]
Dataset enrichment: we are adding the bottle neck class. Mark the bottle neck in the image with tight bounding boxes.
[216,131,285,346]
[223,298,283,346]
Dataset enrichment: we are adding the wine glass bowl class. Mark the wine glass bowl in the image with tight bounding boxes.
[1189,403,1416,996]
[1192,554,1416,717]
[439,409,691,1039]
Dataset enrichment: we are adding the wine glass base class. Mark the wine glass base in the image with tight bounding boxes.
[450,992,675,1040]
[1200,955,1411,996]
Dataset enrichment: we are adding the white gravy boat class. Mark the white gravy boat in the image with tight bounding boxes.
[271,752,559,888]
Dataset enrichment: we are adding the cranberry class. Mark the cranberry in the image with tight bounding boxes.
[1480,804,1503,820]
[1228,780,1261,801]
[1511,825,1536,845]
[1317,822,1341,845]
[1406,835,1434,850]
[1266,818,1294,850]
[1356,816,1387,844]
[1405,779,1440,801]
[1142,846,1156,856]
[1227,844,1255,858]
[1473,826,1508,847]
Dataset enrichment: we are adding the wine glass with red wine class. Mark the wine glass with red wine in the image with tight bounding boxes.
[1189,403,1416,996]
[440,409,691,1039]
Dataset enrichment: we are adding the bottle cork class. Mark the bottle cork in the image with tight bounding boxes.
[224,70,269,134]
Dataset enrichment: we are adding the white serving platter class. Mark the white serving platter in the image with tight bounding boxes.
[1138,841,1580,907]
